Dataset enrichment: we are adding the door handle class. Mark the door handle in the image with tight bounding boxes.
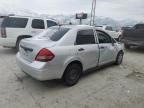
[78,48,85,51]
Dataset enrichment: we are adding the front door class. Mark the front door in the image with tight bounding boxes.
[97,30,117,65]
[75,29,99,70]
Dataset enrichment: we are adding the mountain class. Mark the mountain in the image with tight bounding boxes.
[0,8,141,29]
[49,14,140,29]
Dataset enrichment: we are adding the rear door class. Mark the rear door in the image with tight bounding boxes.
[30,19,45,36]
[75,29,99,70]
[97,30,117,65]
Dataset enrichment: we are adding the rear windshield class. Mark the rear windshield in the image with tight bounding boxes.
[2,17,28,28]
[37,27,70,41]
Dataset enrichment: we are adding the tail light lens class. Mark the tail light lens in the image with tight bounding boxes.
[35,48,55,62]
[1,27,7,38]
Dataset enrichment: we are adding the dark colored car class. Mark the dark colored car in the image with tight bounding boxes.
[120,24,144,48]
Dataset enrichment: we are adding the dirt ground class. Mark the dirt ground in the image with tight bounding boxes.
[0,47,144,108]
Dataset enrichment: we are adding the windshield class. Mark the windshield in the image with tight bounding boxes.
[36,27,70,41]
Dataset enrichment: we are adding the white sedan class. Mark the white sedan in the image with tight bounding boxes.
[16,25,124,86]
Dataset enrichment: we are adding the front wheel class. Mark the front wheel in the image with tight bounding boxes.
[115,52,124,65]
[63,64,82,86]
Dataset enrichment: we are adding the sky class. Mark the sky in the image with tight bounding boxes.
[0,0,143,21]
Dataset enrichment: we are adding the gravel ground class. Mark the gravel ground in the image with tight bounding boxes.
[0,47,144,108]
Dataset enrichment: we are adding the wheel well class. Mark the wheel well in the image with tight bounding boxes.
[16,35,32,45]
[119,50,124,54]
[62,61,83,78]
[17,35,32,42]
[68,61,83,69]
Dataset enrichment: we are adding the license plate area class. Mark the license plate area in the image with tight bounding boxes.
[20,45,33,62]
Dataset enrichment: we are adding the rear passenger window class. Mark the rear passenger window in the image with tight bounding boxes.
[2,17,28,28]
[32,19,45,29]
[47,20,57,27]
[76,29,95,45]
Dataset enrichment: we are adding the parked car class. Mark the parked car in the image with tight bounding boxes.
[96,25,120,39]
[120,24,144,48]
[0,15,58,50]
[16,25,124,86]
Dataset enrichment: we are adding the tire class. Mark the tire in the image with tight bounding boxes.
[115,52,124,65]
[63,64,82,86]
[124,44,130,49]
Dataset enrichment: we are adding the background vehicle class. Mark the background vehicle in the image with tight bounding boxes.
[0,15,58,50]
[16,25,124,86]
[120,24,144,48]
[96,25,120,39]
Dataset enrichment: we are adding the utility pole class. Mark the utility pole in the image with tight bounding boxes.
[90,0,96,26]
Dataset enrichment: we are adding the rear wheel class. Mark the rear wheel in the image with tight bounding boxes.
[63,64,82,86]
[115,52,124,65]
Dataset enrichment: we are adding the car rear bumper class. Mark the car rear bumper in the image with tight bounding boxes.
[121,39,144,46]
[16,53,60,81]
[0,38,16,47]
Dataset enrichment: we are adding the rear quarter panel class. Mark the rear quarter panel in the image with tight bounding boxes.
[48,45,80,78]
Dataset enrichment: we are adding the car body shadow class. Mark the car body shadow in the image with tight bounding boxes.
[17,63,116,92]
[82,63,116,79]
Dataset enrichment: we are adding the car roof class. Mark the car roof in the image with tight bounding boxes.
[52,25,96,29]
[8,15,57,22]
[51,25,107,32]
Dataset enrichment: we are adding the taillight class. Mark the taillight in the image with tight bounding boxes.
[35,48,55,62]
[1,27,7,38]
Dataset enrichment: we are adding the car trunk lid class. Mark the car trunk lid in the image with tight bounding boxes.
[19,38,56,63]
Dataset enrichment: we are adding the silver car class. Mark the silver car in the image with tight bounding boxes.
[16,25,124,86]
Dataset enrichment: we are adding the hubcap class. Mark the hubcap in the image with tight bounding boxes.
[69,69,79,81]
